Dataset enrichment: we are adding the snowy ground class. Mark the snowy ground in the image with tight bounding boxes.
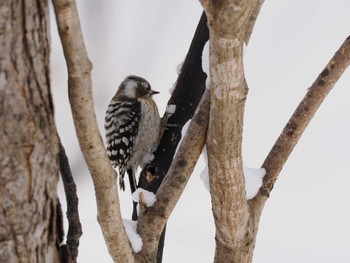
[52,1,350,262]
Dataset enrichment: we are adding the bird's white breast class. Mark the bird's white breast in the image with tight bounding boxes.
[128,98,160,170]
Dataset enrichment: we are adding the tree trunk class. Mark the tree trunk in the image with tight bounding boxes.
[0,0,63,262]
[199,0,265,261]
[206,30,251,263]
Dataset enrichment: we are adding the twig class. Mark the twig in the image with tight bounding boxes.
[258,35,350,199]
[51,0,133,262]
[58,141,82,262]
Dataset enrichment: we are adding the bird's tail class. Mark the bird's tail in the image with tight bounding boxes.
[127,168,137,193]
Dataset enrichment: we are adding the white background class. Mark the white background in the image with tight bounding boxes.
[51,1,350,262]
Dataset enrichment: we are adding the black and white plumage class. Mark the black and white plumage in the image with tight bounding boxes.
[105,75,160,192]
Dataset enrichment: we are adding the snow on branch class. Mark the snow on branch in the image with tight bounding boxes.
[132,188,157,207]
[123,219,143,253]
[200,146,266,200]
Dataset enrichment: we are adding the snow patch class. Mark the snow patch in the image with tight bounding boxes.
[173,119,191,156]
[202,41,210,88]
[140,152,155,168]
[200,146,210,192]
[176,61,184,74]
[123,219,142,253]
[243,163,266,200]
[132,188,157,207]
[166,104,176,116]
[169,61,184,94]
[182,119,191,137]
[200,157,265,200]
[169,81,176,94]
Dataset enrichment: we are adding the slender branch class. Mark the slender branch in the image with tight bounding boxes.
[256,35,350,200]
[243,0,265,44]
[136,12,209,262]
[59,140,82,262]
[135,90,210,262]
[51,0,133,262]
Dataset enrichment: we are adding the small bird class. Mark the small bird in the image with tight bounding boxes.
[105,75,160,193]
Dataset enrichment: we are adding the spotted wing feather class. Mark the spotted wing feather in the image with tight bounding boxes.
[105,99,141,190]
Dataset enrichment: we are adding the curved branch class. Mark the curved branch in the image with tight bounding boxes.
[257,35,350,201]
[52,0,133,262]
[59,141,82,262]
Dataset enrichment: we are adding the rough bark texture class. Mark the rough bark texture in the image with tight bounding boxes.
[0,0,62,262]
[199,0,264,262]
[206,35,251,262]
[52,0,133,262]
[201,1,349,262]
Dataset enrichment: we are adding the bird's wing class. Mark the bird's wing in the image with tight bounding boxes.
[105,99,141,190]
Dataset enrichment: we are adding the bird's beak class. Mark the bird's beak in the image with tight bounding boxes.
[151,90,160,95]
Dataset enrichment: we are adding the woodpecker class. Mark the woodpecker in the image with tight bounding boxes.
[105,75,160,193]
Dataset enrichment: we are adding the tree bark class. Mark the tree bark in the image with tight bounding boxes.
[253,34,350,207]
[200,1,349,262]
[206,33,250,262]
[52,0,133,262]
[0,0,63,262]
[199,0,264,262]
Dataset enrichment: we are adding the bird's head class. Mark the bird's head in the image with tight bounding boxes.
[116,75,160,99]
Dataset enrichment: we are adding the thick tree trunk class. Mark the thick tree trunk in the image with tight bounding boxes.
[206,30,251,263]
[199,0,264,262]
[0,1,62,262]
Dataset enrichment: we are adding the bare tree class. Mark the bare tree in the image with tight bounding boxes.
[201,0,350,261]
[1,0,349,263]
